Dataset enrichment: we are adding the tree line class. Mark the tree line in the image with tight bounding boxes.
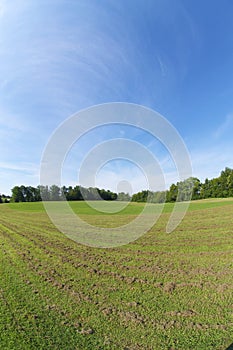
[132,167,233,202]
[8,167,233,203]
[11,185,118,202]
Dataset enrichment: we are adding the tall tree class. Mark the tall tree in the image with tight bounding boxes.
[50,185,61,201]
[38,185,50,201]
[11,186,24,202]
[166,184,178,202]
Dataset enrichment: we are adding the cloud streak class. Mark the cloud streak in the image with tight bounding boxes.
[213,114,233,139]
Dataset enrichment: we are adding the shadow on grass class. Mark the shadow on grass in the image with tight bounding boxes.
[225,344,233,350]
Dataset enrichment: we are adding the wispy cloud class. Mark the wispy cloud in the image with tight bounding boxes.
[0,161,38,173]
[156,55,167,77]
[191,144,233,181]
[0,0,232,197]
[0,3,5,17]
[213,114,233,139]
[0,161,39,194]
[0,108,29,132]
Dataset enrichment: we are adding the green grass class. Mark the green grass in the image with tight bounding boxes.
[8,197,233,215]
[1,199,233,349]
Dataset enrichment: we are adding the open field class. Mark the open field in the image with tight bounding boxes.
[1,199,233,349]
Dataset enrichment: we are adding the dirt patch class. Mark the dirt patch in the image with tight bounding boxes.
[163,282,176,293]
[167,309,197,317]
[119,311,145,325]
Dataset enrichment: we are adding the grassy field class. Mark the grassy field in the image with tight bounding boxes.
[1,199,233,349]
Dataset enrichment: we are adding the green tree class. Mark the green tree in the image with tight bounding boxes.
[98,188,117,200]
[11,186,24,202]
[38,185,50,201]
[219,167,233,197]
[70,186,82,200]
[50,185,61,201]
[150,191,166,203]
[117,192,131,201]
[191,177,201,200]
[166,184,178,202]
[132,190,149,202]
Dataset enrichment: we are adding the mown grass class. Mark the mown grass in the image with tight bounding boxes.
[8,197,233,215]
[1,199,233,349]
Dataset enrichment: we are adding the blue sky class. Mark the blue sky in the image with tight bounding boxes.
[1,0,233,195]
